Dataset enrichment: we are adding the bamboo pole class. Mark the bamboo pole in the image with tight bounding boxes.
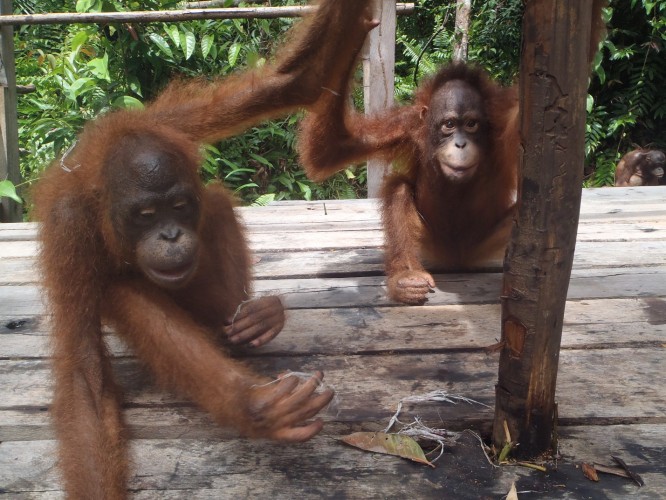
[0,4,415,26]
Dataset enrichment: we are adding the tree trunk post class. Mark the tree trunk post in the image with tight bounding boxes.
[492,0,595,458]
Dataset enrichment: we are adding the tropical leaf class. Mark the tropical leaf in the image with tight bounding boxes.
[340,432,434,468]
[0,180,22,204]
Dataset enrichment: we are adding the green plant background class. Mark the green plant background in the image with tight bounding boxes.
[7,0,666,208]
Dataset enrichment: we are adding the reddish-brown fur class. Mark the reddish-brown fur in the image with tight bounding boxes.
[31,1,376,497]
[298,2,607,305]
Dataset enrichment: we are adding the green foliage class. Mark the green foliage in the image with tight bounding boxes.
[585,0,666,186]
[13,0,666,201]
[395,0,522,97]
[15,0,362,203]
[467,0,523,84]
[396,0,665,188]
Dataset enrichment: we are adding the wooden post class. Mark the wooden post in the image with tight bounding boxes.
[363,0,396,198]
[492,0,595,458]
[0,0,21,222]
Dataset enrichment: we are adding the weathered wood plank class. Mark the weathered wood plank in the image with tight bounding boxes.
[0,226,35,241]
[2,188,665,498]
[2,348,664,427]
[8,248,386,281]
[7,264,666,311]
[572,239,666,267]
[3,235,666,282]
[581,185,666,205]
[1,424,664,499]
[3,294,666,358]
[1,186,664,239]
[11,212,666,242]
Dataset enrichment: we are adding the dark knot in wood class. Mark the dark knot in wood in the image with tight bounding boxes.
[503,317,527,358]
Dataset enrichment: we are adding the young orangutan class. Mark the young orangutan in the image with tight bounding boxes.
[615,148,665,186]
[32,1,377,497]
[298,1,607,304]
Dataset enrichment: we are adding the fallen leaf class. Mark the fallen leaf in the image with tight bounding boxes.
[593,463,630,479]
[582,462,599,482]
[340,432,434,468]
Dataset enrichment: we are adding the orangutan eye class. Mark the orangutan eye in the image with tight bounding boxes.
[139,207,156,218]
[465,120,479,132]
[173,200,188,210]
[441,120,456,135]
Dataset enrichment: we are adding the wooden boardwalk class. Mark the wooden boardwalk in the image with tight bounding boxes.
[1,186,665,498]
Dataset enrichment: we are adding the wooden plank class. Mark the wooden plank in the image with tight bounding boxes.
[6,212,666,245]
[2,263,666,314]
[581,185,666,205]
[3,237,666,284]
[556,423,666,497]
[573,239,666,267]
[238,198,380,224]
[1,213,661,243]
[0,203,382,240]
[0,256,35,283]
[3,296,666,359]
[247,229,384,251]
[0,241,36,258]
[0,248,383,279]
[1,347,664,448]
[254,266,666,308]
[576,217,666,240]
[0,188,664,240]
[558,423,666,467]
[2,189,666,497]
[0,284,44,315]
[2,423,665,499]
[579,206,666,220]
[0,186,663,234]
[252,215,666,244]
[2,218,666,259]
[0,225,37,241]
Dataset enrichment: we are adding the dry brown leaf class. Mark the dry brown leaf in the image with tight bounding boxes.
[582,462,600,482]
[593,463,630,479]
[340,432,434,468]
